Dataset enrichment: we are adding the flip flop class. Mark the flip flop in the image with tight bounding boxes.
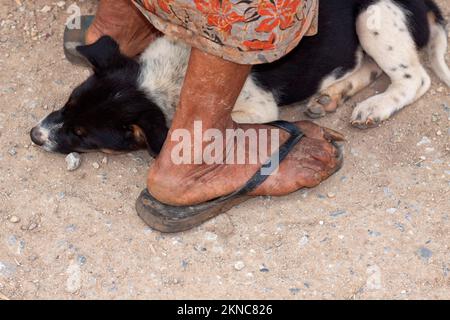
[63,15,95,66]
[136,121,344,233]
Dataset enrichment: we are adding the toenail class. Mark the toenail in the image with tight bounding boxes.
[317,95,332,106]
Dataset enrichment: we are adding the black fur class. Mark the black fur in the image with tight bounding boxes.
[34,41,168,155]
[252,0,362,105]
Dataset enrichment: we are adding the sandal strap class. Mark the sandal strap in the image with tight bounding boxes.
[230,120,305,197]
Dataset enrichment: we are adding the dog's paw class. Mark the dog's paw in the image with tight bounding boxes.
[305,94,338,119]
[351,96,398,129]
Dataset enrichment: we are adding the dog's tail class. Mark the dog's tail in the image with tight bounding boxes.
[425,0,450,87]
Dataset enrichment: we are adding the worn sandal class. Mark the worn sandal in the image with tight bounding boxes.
[136,120,342,233]
[63,15,95,66]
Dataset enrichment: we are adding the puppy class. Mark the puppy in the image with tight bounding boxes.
[31,0,449,155]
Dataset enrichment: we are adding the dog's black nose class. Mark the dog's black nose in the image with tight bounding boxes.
[30,127,45,146]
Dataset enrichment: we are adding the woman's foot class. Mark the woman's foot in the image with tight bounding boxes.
[146,48,344,206]
[86,0,160,57]
[148,121,343,206]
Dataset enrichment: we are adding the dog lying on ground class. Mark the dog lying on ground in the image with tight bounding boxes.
[31,0,449,156]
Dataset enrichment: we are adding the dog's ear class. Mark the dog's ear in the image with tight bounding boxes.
[133,114,169,157]
[76,36,127,74]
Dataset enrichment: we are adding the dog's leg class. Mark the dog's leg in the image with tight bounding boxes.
[351,0,431,128]
[305,55,383,118]
[231,77,279,124]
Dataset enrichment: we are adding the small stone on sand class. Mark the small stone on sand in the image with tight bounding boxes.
[65,153,81,171]
[234,261,245,271]
[9,216,20,223]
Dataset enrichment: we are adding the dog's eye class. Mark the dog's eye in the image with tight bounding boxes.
[73,127,86,137]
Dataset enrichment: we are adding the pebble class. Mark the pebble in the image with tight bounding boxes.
[41,5,51,13]
[327,192,336,198]
[289,288,301,294]
[417,136,431,146]
[28,223,38,231]
[24,100,37,109]
[77,255,87,266]
[9,216,20,223]
[368,230,381,237]
[418,247,432,260]
[92,162,100,169]
[259,265,269,273]
[299,235,309,246]
[443,102,450,112]
[330,209,346,217]
[234,261,245,271]
[386,208,397,214]
[101,157,108,165]
[66,263,81,294]
[0,261,16,277]
[383,187,393,197]
[65,153,81,171]
[366,265,382,290]
[8,148,17,156]
[205,232,218,241]
[65,224,76,232]
[443,265,449,277]
[394,222,405,232]
[7,235,17,246]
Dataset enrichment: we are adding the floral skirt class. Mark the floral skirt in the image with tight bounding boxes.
[133,0,318,65]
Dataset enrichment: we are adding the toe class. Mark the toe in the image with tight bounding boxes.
[297,121,345,142]
[305,105,326,118]
[323,127,345,142]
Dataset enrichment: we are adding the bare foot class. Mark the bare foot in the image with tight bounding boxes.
[86,0,161,57]
[147,120,344,206]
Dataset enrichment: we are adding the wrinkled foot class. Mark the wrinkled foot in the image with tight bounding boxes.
[86,0,161,57]
[147,121,344,206]
[305,94,339,119]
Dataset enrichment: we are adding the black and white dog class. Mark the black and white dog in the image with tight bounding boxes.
[31,0,449,156]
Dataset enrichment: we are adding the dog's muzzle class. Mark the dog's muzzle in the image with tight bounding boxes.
[30,126,46,146]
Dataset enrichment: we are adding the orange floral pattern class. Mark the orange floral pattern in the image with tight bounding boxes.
[256,0,302,32]
[194,0,245,33]
[134,0,318,64]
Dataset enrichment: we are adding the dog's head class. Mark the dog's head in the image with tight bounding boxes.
[30,36,168,157]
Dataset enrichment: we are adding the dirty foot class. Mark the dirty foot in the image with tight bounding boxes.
[147,120,344,206]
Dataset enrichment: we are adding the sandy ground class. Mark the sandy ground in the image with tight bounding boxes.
[0,0,449,300]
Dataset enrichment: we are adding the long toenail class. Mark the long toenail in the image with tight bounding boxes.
[317,95,332,106]
[308,104,325,114]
